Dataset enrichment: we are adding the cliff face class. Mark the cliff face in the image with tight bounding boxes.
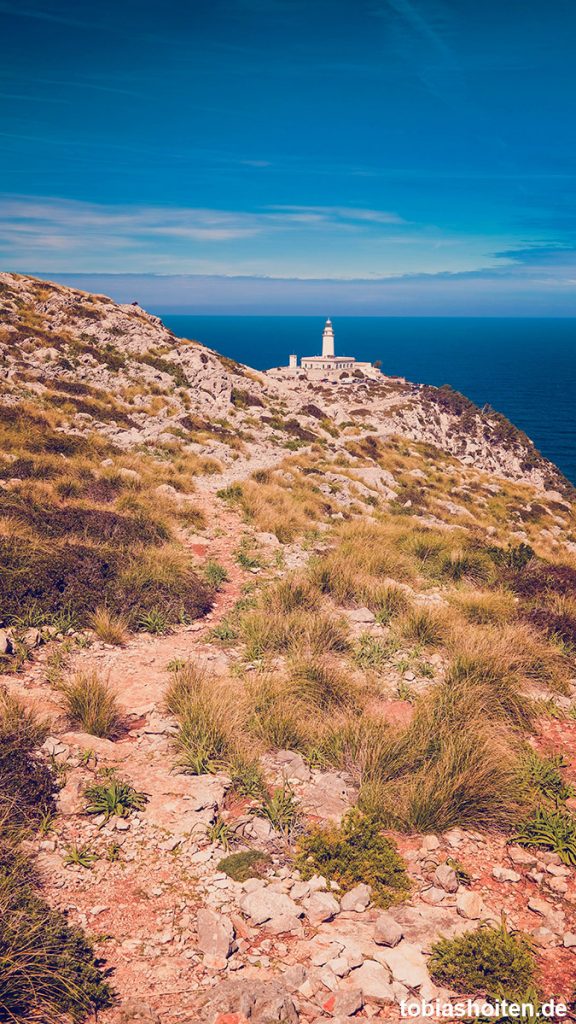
[0,271,569,497]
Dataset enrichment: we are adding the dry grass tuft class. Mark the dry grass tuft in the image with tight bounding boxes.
[59,670,122,738]
[90,606,129,645]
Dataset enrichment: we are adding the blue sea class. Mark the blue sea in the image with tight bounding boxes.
[160,315,576,485]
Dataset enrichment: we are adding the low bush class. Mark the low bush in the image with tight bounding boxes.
[428,922,536,999]
[217,849,271,881]
[519,748,574,802]
[296,810,410,908]
[252,783,301,837]
[59,670,122,738]
[513,807,576,865]
[84,777,148,822]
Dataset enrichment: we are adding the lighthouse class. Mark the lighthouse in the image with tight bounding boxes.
[321,318,335,358]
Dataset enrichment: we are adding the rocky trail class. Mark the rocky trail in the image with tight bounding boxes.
[4,489,575,1024]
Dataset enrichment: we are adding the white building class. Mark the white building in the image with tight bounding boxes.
[287,319,375,378]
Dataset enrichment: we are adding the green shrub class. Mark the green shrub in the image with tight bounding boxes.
[296,810,410,908]
[84,778,148,822]
[513,807,576,865]
[428,922,536,999]
[252,783,300,836]
[203,560,229,589]
[217,849,271,882]
[519,748,574,802]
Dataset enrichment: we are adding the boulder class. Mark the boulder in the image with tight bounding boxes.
[302,891,340,925]
[0,630,13,655]
[196,909,234,959]
[374,913,403,947]
[197,978,299,1023]
[434,863,458,893]
[492,866,521,883]
[456,891,484,920]
[240,888,301,926]
[340,883,371,913]
[376,941,433,991]
[344,960,394,1004]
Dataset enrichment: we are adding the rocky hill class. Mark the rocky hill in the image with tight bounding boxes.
[1,273,576,1024]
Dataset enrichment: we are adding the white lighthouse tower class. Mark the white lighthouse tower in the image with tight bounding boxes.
[321,318,335,358]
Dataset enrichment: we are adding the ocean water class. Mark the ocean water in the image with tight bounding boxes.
[160,315,576,485]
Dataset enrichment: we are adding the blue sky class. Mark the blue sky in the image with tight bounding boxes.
[1,0,576,313]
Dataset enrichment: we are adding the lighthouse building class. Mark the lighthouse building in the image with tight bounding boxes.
[287,319,375,379]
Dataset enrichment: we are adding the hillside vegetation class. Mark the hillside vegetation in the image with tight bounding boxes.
[1,274,576,1024]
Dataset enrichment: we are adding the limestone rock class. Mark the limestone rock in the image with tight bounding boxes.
[456,891,484,920]
[344,960,394,1004]
[302,891,340,925]
[492,866,521,883]
[434,862,458,893]
[374,912,403,947]
[240,888,301,925]
[340,883,371,913]
[197,978,299,1023]
[196,908,234,959]
[376,941,433,991]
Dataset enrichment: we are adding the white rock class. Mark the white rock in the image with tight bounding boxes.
[374,913,403,947]
[376,941,432,991]
[303,891,340,925]
[344,961,394,1004]
[492,866,521,883]
[340,883,371,912]
[434,863,458,893]
[240,888,301,925]
[456,891,484,919]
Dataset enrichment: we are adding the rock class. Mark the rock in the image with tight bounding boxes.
[344,960,394,1004]
[528,897,555,917]
[374,913,403,947]
[346,607,376,624]
[196,909,234,959]
[282,964,307,990]
[239,888,301,925]
[0,629,14,655]
[421,835,440,852]
[302,891,340,925]
[456,891,484,920]
[298,773,355,822]
[57,776,85,815]
[563,933,576,948]
[324,989,364,1016]
[507,845,537,867]
[546,876,568,895]
[340,883,371,913]
[492,866,521,883]
[117,467,141,482]
[274,749,311,782]
[264,914,304,936]
[197,978,299,1023]
[119,1001,160,1023]
[420,886,447,906]
[434,863,458,893]
[376,941,432,991]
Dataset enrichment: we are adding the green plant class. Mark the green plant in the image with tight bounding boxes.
[166,657,187,672]
[252,783,300,837]
[226,754,267,798]
[296,810,410,908]
[84,778,148,822]
[64,844,98,869]
[205,814,236,850]
[446,857,472,886]
[105,841,123,862]
[90,606,128,645]
[428,921,536,999]
[354,633,389,669]
[513,807,576,865]
[59,670,121,738]
[138,607,170,634]
[203,560,229,589]
[217,849,272,882]
[519,748,574,802]
[209,619,238,642]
